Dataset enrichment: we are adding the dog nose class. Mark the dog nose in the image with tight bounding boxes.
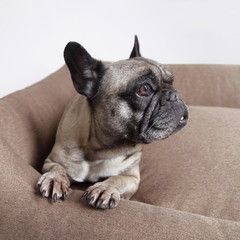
[169,91,181,101]
[161,89,181,106]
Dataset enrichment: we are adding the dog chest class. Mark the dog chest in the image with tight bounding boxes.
[65,149,142,183]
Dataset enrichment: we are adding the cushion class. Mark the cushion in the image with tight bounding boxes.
[135,106,240,222]
[1,64,240,239]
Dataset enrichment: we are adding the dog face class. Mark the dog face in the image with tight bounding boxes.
[64,36,188,146]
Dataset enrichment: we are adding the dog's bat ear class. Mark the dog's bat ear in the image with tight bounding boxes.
[64,42,105,99]
[129,35,141,58]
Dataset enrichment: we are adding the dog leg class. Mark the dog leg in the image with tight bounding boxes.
[37,158,70,202]
[82,165,140,209]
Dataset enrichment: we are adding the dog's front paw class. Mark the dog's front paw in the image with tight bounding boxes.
[82,182,121,209]
[37,172,70,202]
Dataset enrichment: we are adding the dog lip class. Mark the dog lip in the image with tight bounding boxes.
[176,114,188,130]
[179,106,189,125]
[179,116,187,125]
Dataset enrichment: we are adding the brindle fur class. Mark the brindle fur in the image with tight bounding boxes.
[37,36,188,209]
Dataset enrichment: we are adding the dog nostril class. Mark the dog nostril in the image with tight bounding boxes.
[169,92,180,101]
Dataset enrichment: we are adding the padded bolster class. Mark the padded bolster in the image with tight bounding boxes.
[0,138,240,240]
[167,64,240,108]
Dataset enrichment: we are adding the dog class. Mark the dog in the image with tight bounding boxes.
[37,36,188,209]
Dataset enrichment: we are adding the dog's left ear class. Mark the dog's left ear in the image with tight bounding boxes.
[130,35,141,58]
[64,42,105,99]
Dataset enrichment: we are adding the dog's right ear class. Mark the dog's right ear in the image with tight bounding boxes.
[130,35,141,58]
[64,42,105,99]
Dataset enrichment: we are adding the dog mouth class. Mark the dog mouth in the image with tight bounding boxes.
[137,102,189,144]
[171,110,188,135]
[178,110,188,127]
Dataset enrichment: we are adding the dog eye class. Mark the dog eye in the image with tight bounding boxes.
[136,84,153,97]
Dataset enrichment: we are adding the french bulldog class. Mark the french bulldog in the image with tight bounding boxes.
[37,36,188,209]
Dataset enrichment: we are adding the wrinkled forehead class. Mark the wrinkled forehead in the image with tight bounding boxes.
[102,57,164,90]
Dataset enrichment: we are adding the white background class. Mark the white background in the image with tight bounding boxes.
[0,0,240,97]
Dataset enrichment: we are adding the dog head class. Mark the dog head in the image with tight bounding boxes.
[64,36,188,146]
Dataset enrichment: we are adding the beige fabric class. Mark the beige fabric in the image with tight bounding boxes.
[135,106,240,222]
[1,64,240,239]
[168,64,240,108]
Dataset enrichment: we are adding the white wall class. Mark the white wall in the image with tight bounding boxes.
[0,0,239,97]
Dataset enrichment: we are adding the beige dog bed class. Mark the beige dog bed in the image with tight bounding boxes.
[1,64,240,239]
